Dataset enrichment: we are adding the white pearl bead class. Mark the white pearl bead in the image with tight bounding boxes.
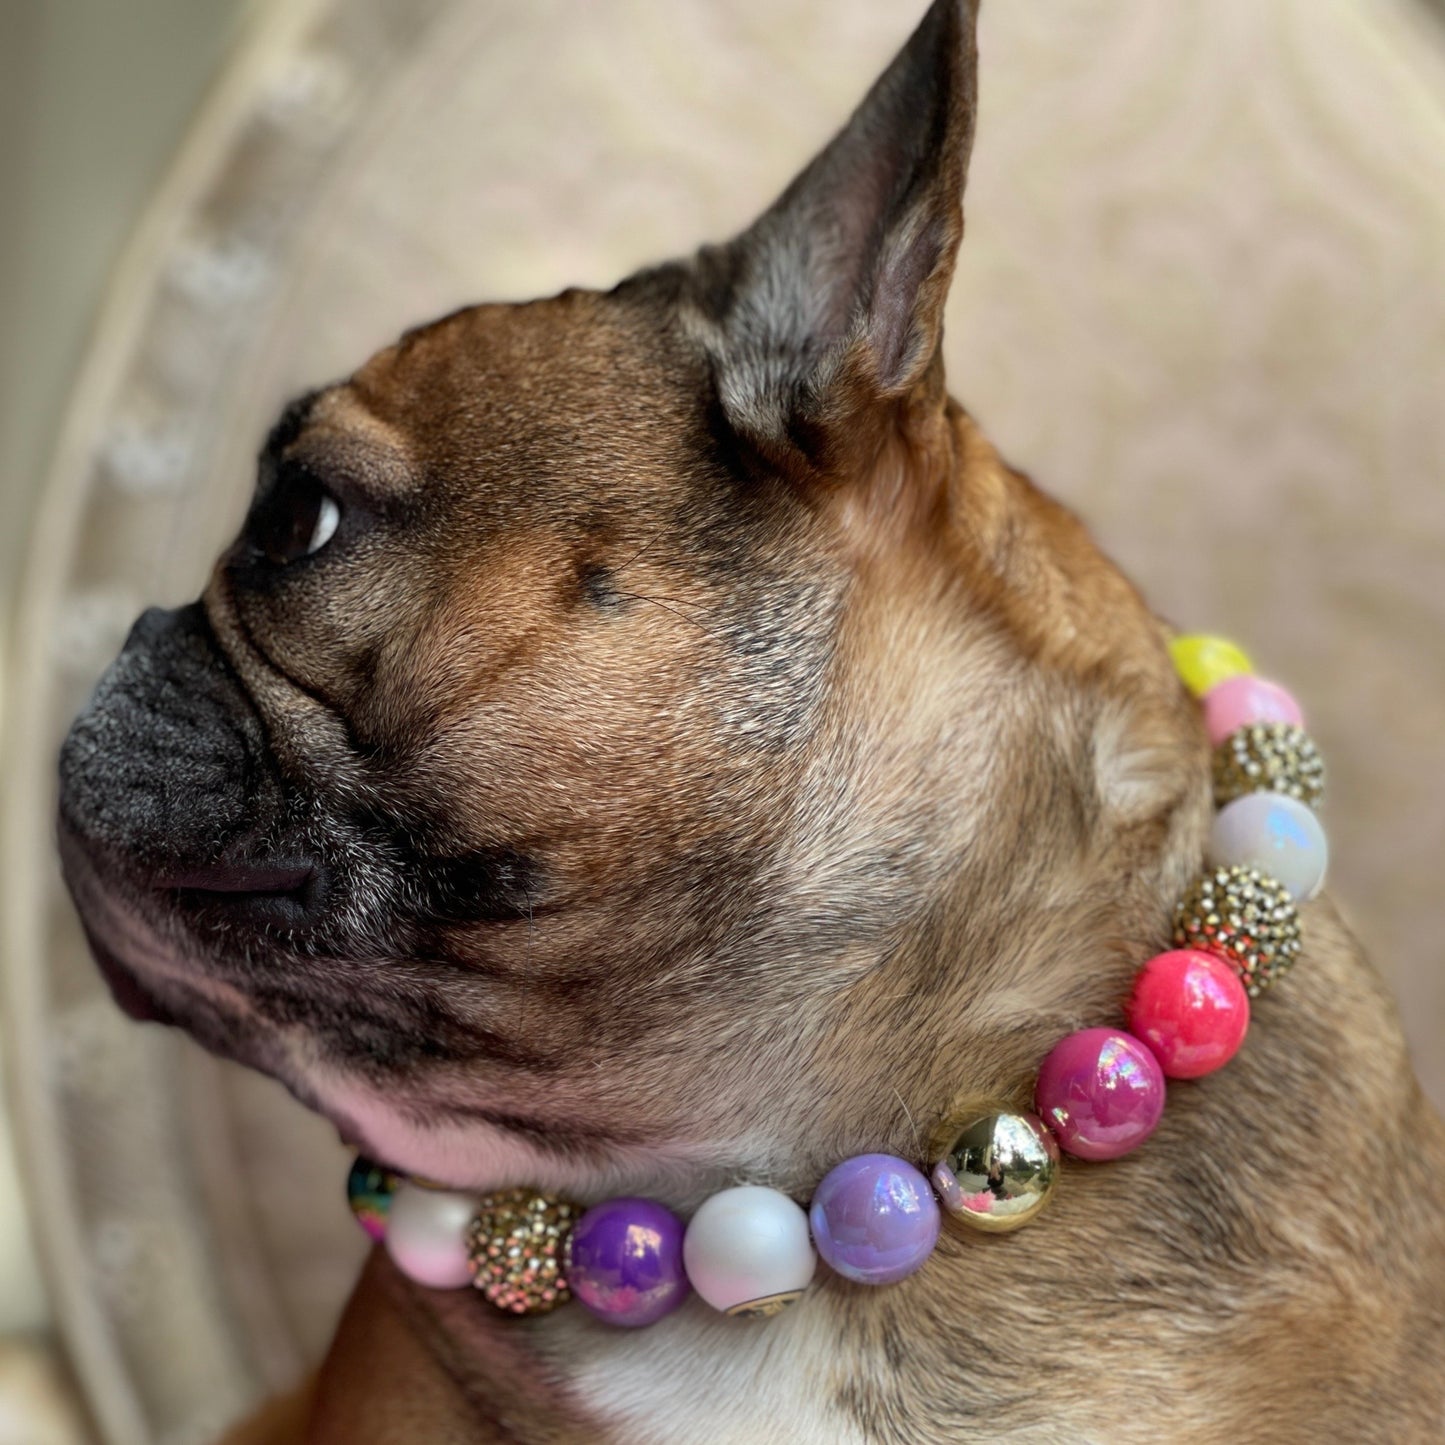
[1208,791,1328,903]
[682,1185,816,1314]
[384,1183,479,1290]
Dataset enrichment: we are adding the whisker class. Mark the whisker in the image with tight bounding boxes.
[892,1085,923,1161]
[614,590,727,644]
[614,531,665,574]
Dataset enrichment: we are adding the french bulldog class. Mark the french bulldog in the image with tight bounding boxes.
[57,1,1445,1440]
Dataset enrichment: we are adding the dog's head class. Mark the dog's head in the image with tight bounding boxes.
[57,0,1207,1202]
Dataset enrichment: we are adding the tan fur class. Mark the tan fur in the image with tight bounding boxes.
[57,3,1445,1440]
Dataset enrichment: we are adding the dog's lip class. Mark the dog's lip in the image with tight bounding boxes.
[79,925,174,1025]
[155,858,327,932]
[153,861,316,895]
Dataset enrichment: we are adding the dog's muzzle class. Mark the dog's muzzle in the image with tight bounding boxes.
[57,603,329,989]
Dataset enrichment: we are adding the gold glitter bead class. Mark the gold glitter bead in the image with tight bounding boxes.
[465,1189,579,1315]
[931,1112,1059,1234]
[1174,864,1302,996]
[1212,722,1325,809]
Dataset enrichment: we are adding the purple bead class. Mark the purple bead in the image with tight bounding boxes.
[1034,1027,1166,1161]
[568,1197,690,1328]
[808,1154,940,1286]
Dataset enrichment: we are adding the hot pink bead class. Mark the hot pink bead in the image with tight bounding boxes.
[1126,950,1250,1080]
[1034,1028,1165,1161]
[1201,675,1304,748]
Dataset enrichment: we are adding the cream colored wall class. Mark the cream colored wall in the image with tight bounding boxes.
[0,0,249,1339]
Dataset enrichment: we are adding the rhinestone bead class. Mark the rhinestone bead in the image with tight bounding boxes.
[466,1189,579,1315]
[1212,723,1325,809]
[1174,864,1303,996]
[931,1112,1059,1233]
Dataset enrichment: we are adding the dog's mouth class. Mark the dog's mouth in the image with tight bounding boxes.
[153,859,328,930]
[58,822,327,1021]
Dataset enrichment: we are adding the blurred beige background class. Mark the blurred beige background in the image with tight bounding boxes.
[2,2,1444,1442]
[1,5,249,1439]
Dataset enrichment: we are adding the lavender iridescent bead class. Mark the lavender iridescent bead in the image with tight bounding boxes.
[1034,1028,1166,1162]
[809,1154,940,1286]
[567,1198,690,1328]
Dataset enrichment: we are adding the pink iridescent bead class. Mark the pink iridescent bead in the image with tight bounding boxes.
[1126,950,1250,1080]
[1034,1028,1166,1161]
[1201,675,1304,748]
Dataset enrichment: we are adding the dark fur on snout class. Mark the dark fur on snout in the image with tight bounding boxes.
[59,2,1445,1441]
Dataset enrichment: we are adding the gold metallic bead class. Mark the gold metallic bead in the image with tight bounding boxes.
[931,1112,1060,1234]
[1212,722,1325,810]
[1174,864,1302,997]
[465,1189,579,1315]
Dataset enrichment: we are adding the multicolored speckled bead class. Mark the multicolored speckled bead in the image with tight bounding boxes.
[347,1156,402,1242]
[1174,864,1302,996]
[466,1189,579,1315]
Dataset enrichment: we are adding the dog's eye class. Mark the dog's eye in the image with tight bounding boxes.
[255,470,341,565]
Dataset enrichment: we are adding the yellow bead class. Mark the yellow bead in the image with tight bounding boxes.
[931,1112,1059,1234]
[1169,635,1253,697]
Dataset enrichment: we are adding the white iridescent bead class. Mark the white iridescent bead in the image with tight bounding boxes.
[1207,791,1327,903]
[384,1183,480,1289]
[682,1185,816,1318]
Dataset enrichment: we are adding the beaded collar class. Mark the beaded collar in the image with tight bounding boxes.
[346,634,1327,1326]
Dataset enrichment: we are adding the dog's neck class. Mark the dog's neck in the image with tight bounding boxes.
[307,415,1445,1442]
[308,902,1445,1445]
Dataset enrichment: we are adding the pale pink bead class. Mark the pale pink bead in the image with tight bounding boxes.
[1201,675,1304,747]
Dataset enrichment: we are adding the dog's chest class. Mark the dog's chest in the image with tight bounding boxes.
[546,1302,1129,1445]
[547,1302,870,1445]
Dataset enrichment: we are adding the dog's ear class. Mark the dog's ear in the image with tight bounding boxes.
[694,0,978,471]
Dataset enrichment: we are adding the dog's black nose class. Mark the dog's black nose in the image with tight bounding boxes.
[58,601,267,878]
[125,603,186,648]
[58,601,339,947]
